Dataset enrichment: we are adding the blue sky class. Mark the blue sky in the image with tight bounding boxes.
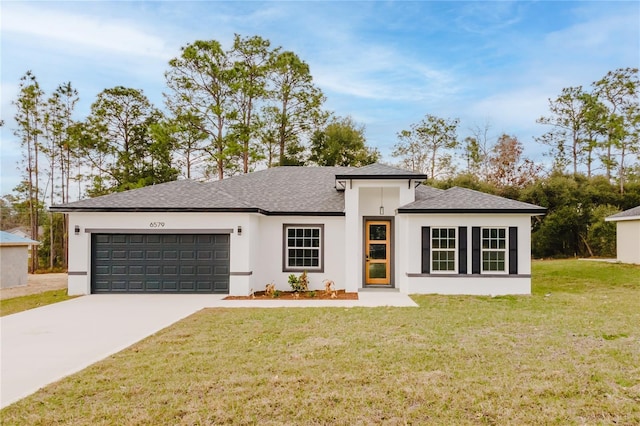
[1,1,638,195]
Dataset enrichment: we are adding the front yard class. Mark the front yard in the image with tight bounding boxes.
[1,260,639,424]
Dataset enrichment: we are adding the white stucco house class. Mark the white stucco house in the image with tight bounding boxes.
[0,231,40,288]
[605,205,640,264]
[50,164,546,296]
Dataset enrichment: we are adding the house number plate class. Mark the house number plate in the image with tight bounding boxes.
[149,222,165,228]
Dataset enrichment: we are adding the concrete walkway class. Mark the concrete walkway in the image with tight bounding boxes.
[0,292,416,408]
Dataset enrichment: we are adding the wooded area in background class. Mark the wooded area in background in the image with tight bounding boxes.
[1,35,638,271]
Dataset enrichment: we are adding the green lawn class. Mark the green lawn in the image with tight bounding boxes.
[0,290,77,317]
[2,260,639,424]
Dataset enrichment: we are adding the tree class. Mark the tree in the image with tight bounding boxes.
[392,114,459,179]
[487,134,542,189]
[264,51,327,166]
[165,40,236,180]
[309,116,379,166]
[461,122,494,179]
[12,71,44,272]
[150,112,208,180]
[228,34,272,173]
[592,67,639,189]
[81,86,176,194]
[537,86,606,176]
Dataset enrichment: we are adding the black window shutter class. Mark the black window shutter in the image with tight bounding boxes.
[458,227,467,274]
[472,227,480,274]
[509,227,518,274]
[422,227,430,274]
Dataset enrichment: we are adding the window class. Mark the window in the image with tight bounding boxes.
[283,225,323,272]
[431,228,456,272]
[481,228,506,272]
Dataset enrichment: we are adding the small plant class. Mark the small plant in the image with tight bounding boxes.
[288,272,309,293]
[298,271,309,291]
[272,290,280,298]
[308,291,317,298]
[265,282,275,297]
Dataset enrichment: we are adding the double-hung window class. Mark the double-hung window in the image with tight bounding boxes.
[283,224,324,272]
[481,228,507,273]
[431,228,456,272]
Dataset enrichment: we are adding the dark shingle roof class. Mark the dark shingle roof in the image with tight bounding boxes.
[51,167,352,215]
[208,166,352,214]
[606,205,640,221]
[336,163,428,180]
[51,166,543,216]
[50,180,252,212]
[414,185,444,201]
[399,186,546,214]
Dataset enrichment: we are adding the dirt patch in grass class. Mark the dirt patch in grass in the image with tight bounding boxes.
[224,289,358,300]
[0,273,67,300]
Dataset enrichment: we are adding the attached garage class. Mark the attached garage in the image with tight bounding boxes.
[91,233,229,294]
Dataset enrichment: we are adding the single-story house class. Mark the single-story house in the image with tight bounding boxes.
[50,164,546,296]
[0,231,40,288]
[605,205,640,265]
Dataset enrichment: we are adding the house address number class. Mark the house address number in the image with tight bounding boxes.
[149,222,165,228]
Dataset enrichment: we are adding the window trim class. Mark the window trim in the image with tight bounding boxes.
[430,227,458,274]
[480,227,508,274]
[282,224,324,272]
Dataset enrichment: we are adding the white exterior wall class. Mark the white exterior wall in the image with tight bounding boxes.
[397,213,532,295]
[0,246,30,288]
[343,179,417,290]
[616,220,640,264]
[253,216,346,292]
[67,212,258,296]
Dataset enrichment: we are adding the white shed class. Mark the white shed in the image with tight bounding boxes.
[605,206,640,265]
[0,231,40,288]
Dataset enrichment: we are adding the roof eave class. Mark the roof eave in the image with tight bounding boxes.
[605,215,640,222]
[397,208,547,215]
[334,174,428,180]
[48,207,261,213]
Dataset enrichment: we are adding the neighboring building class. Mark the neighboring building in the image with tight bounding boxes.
[605,206,640,265]
[0,231,40,288]
[50,164,546,296]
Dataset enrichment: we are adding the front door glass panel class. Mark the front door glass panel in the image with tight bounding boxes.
[365,220,391,285]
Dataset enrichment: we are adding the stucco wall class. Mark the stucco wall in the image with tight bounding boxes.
[397,213,533,295]
[67,212,258,295]
[0,246,29,288]
[254,216,346,292]
[616,220,640,264]
[344,180,416,291]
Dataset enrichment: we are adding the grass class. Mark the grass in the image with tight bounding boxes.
[2,259,639,424]
[0,290,77,317]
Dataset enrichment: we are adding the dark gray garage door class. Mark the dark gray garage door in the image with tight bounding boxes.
[91,233,229,294]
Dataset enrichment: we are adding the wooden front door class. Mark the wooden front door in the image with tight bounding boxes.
[365,220,391,285]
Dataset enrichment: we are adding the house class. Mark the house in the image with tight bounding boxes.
[0,231,40,288]
[605,206,640,265]
[50,164,546,296]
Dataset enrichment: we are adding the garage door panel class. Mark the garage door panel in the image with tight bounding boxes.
[92,233,229,294]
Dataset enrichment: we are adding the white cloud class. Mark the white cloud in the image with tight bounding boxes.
[2,3,172,60]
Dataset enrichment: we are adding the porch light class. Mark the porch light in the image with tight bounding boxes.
[74,225,80,235]
[237,226,242,236]
[379,206,384,215]
[379,187,384,216]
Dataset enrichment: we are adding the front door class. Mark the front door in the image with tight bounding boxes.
[365,220,392,286]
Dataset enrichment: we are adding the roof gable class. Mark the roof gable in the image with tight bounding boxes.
[335,163,428,180]
[399,186,546,214]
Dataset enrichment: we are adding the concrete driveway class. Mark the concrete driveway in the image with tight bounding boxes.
[0,294,223,408]
[1,291,416,408]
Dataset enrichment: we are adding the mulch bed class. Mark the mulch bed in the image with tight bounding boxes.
[224,289,358,300]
